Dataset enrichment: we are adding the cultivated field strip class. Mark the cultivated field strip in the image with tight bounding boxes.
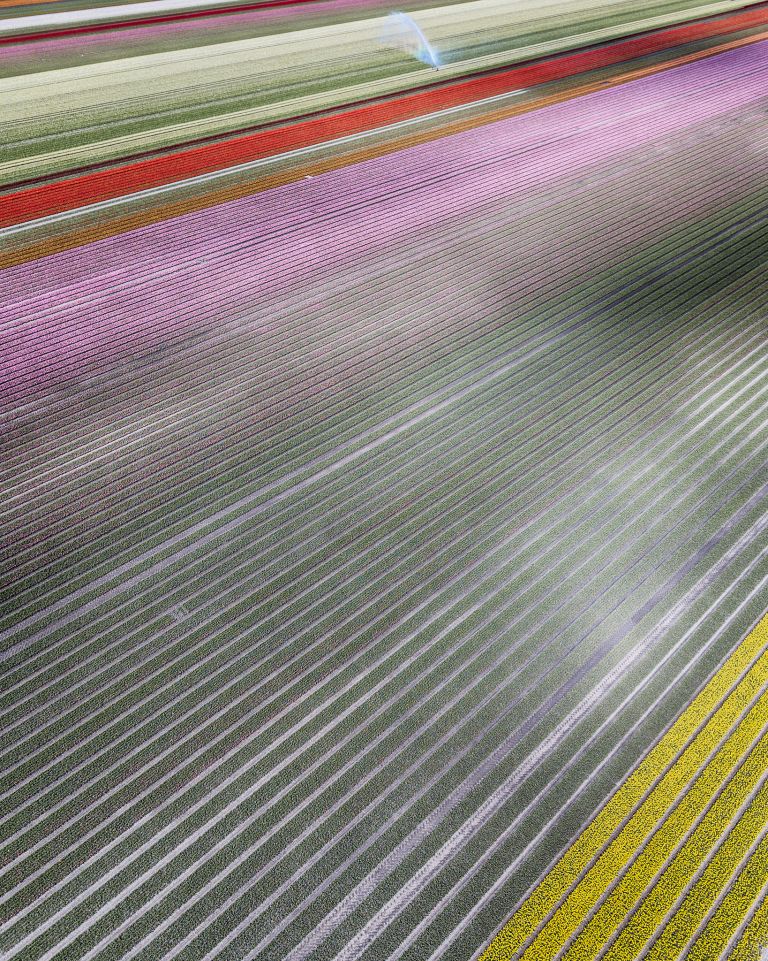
[4,262,768,752]
[479,613,768,961]
[3,163,764,644]
[3,368,764,856]
[1,172,768,716]
[7,30,768,276]
[0,0,713,84]
[3,41,768,632]
[2,36,768,961]
[0,0,435,81]
[6,45,765,399]
[2,280,764,749]
[2,0,763,184]
[720,867,768,961]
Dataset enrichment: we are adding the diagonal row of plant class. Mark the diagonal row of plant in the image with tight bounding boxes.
[6,65,768,632]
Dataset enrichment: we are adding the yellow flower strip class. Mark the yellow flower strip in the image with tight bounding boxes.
[479,611,768,961]
[518,654,768,961]
[729,885,768,961]
[559,694,768,960]
[684,834,768,961]
[609,734,768,958]
[645,774,768,959]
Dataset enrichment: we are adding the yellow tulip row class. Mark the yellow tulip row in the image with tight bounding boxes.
[519,650,768,960]
[479,611,768,961]
[685,832,768,959]
[688,828,768,961]
[644,773,768,960]
[726,868,768,961]
[566,727,768,959]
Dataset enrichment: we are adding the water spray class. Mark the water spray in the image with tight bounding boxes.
[380,11,441,70]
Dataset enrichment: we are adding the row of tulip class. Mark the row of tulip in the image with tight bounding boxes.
[579,724,768,958]
[685,833,768,959]
[726,868,768,961]
[644,773,768,959]
[480,610,768,960]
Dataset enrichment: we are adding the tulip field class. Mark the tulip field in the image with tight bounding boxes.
[1,2,767,959]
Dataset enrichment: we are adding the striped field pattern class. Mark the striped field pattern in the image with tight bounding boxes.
[481,612,768,960]
[2,19,768,961]
[4,0,768,193]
